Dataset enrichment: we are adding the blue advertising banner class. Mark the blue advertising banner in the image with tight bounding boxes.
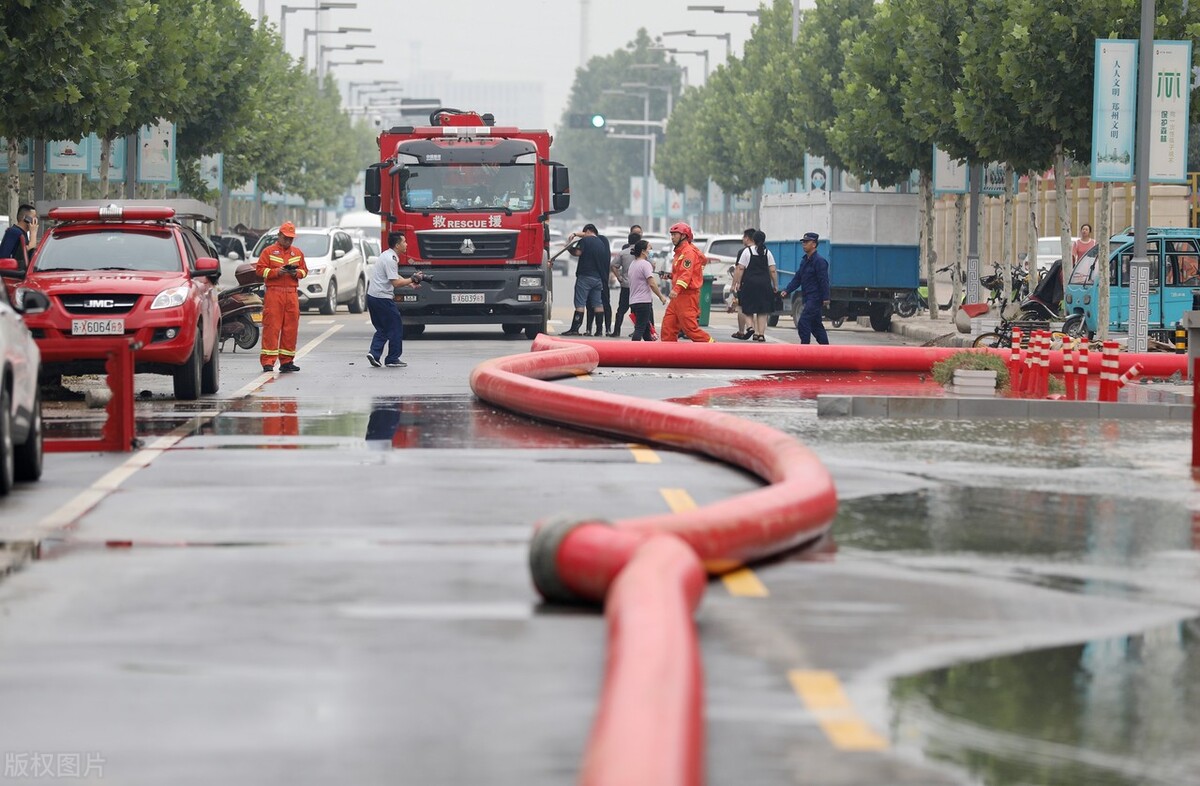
[1091,39,1138,182]
[1149,40,1192,183]
[0,139,34,173]
[87,135,126,182]
[932,146,968,194]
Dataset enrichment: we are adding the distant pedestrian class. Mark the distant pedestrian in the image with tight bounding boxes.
[255,221,309,372]
[563,224,608,336]
[780,231,830,345]
[729,229,757,340]
[366,231,425,369]
[626,239,668,341]
[660,222,713,343]
[609,229,642,336]
[0,204,37,272]
[734,230,778,342]
[1071,223,1096,266]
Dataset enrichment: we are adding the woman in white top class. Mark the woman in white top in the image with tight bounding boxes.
[733,230,778,342]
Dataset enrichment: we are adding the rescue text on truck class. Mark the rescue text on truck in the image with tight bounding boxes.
[362,108,571,340]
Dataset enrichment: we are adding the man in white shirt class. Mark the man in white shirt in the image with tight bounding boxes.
[366,232,424,368]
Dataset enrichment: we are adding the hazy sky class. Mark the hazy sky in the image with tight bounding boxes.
[240,0,760,128]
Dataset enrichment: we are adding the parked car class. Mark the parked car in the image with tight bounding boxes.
[696,234,745,304]
[1037,235,1077,275]
[359,235,381,268]
[0,279,49,495]
[252,226,367,315]
[210,234,252,289]
[4,202,222,400]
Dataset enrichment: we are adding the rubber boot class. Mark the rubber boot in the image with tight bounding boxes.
[562,311,584,336]
[585,311,595,335]
[609,314,624,337]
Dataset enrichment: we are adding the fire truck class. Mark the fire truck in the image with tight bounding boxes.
[362,108,571,339]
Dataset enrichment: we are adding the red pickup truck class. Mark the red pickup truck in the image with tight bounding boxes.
[0,203,222,400]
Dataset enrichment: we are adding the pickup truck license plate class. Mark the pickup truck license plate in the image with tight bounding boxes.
[451,293,485,304]
[71,319,125,336]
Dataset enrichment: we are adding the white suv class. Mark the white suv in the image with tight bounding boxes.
[253,227,367,315]
[697,235,746,304]
[0,283,50,496]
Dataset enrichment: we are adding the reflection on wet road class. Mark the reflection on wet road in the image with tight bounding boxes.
[892,620,1200,786]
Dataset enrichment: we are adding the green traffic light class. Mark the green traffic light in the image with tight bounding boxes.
[590,114,606,129]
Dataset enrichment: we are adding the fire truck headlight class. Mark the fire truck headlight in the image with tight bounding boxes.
[150,285,190,310]
[519,276,541,288]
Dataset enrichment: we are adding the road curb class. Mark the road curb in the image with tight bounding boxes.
[818,394,1192,420]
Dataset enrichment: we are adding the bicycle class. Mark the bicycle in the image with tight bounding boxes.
[972,299,1091,351]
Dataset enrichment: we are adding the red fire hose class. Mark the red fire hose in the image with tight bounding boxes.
[470,337,839,786]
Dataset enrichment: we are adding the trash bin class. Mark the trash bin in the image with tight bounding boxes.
[699,274,715,327]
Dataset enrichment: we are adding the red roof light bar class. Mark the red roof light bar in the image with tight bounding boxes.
[48,206,177,222]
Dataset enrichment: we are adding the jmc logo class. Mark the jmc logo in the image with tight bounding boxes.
[85,299,116,308]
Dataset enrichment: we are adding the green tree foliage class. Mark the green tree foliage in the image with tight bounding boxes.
[0,0,368,210]
[554,30,679,218]
[829,0,928,187]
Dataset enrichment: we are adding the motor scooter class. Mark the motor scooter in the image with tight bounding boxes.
[1017,258,1063,321]
[219,263,264,351]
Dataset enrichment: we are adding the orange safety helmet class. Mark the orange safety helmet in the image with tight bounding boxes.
[278,221,297,238]
[668,222,693,242]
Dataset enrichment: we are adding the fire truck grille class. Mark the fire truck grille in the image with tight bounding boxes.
[417,232,519,260]
[59,294,140,315]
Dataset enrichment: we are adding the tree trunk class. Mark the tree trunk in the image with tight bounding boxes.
[952,194,965,319]
[1027,170,1040,280]
[1056,146,1071,274]
[1097,182,1112,340]
[99,135,112,198]
[6,139,19,218]
[922,172,936,320]
[1000,163,1014,309]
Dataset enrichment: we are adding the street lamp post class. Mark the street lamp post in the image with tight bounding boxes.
[280,2,357,53]
[648,46,709,82]
[320,43,376,78]
[661,29,732,60]
[623,83,676,226]
[689,2,803,43]
[603,88,654,230]
[325,58,383,72]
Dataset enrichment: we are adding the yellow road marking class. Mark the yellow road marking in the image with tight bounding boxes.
[721,568,769,597]
[629,444,660,463]
[658,488,767,596]
[787,670,889,751]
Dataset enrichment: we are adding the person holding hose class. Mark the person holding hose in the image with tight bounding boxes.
[659,222,713,343]
[256,221,309,372]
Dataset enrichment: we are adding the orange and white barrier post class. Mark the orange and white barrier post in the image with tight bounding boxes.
[1076,344,1090,400]
[1116,362,1143,391]
[1099,340,1120,402]
[1070,338,1080,400]
[1008,327,1024,394]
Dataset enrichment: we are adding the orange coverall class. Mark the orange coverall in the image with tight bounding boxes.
[255,242,308,368]
[660,240,713,342]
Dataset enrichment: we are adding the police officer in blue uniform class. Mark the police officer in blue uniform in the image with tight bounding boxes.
[780,231,830,344]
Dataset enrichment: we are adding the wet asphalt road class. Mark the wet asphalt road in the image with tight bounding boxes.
[0,277,1198,786]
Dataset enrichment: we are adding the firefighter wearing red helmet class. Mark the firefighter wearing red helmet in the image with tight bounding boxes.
[660,222,714,343]
[256,221,309,373]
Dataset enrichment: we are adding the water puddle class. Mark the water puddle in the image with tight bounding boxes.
[891,620,1200,786]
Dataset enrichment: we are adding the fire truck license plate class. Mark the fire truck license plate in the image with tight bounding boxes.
[451,293,485,304]
[72,319,125,336]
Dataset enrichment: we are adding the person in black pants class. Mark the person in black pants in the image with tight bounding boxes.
[626,239,667,340]
[609,229,642,336]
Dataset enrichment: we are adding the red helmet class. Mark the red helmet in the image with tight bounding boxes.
[669,222,693,242]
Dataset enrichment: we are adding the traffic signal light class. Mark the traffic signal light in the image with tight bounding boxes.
[568,112,607,130]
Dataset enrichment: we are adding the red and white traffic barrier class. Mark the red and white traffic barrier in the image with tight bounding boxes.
[1063,340,1077,400]
[1116,361,1143,390]
[1076,344,1090,400]
[1099,340,1121,402]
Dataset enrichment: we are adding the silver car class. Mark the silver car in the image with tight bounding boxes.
[253,227,368,315]
[0,279,50,495]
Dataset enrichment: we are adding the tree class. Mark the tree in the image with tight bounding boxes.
[553,29,679,219]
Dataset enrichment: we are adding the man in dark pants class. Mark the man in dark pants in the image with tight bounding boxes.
[780,231,830,344]
[563,224,608,336]
[366,231,424,368]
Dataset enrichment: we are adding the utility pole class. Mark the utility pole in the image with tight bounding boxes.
[1129,0,1155,352]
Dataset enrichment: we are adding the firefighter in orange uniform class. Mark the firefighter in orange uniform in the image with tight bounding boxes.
[659,222,714,343]
[255,221,308,373]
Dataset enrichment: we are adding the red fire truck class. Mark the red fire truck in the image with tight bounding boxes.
[362,108,571,339]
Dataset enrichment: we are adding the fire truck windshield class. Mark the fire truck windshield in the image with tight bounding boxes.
[400,163,535,213]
